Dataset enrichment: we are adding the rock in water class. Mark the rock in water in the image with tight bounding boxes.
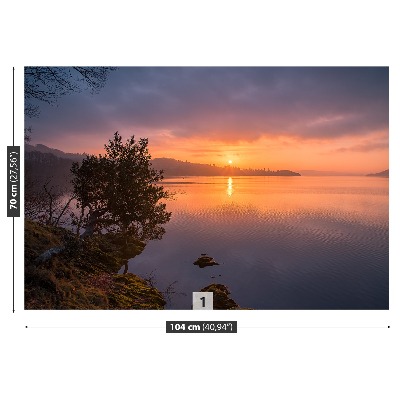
[193,254,220,268]
[200,284,239,309]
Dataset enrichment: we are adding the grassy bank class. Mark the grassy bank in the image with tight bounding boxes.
[25,220,166,309]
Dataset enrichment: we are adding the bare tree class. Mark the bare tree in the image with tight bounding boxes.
[25,177,76,227]
[24,67,117,225]
[24,66,117,118]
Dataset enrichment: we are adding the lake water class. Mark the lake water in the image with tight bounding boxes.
[124,176,389,309]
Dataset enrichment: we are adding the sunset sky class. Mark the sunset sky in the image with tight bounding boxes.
[26,67,388,174]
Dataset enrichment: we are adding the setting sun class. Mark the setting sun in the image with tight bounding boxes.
[23,66,389,312]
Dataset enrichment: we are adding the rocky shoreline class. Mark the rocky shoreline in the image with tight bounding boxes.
[25,220,165,309]
[25,220,245,310]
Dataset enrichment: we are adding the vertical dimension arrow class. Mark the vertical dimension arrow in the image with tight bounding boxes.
[7,67,19,313]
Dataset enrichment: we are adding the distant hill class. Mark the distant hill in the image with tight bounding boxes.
[25,150,75,192]
[25,145,88,192]
[299,170,360,176]
[151,158,300,177]
[25,143,86,161]
[25,144,301,177]
[366,169,389,177]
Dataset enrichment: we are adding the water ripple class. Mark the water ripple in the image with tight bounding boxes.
[130,177,388,309]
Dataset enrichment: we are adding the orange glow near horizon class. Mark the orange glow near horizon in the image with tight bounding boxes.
[38,128,388,176]
[27,67,388,176]
[145,130,388,175]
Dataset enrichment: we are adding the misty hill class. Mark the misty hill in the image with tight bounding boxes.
[366,169,389,177]
[299,170,360,176]
[25,145,89,192]
[25,143,86,161]
[151,158,300,177]
[25,151,75,192]
[25,144,301,179]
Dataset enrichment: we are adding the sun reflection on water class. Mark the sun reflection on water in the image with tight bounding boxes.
[227,177,233,197]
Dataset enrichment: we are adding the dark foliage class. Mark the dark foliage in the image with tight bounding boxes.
[71,132,172,241]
